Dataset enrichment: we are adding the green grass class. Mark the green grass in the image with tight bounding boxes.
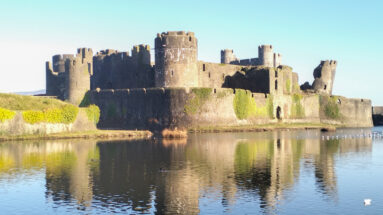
[0,93,68,110]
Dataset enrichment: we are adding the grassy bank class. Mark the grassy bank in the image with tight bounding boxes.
[0,130,152,141]
[188,123,338,133]
[0,93,66,110]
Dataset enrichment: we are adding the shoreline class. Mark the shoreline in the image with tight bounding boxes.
[187,123,342,133]
[0,130,153,141]
[0,123,373,141]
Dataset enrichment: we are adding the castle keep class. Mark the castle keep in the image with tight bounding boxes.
[45,31,373,130]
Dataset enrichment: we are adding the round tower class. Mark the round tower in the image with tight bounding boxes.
[154,31,198,87]
[220,49,237,64]
[65,48,93,105]
[258,45,274,67]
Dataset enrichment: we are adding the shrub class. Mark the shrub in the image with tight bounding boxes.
[22,104,78,124]
[61,105,79,124]
[22,110,45,124]
[85,105,100,124]
[0,108,16,123]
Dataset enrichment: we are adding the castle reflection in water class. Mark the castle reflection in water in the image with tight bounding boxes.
[0,129,373,214]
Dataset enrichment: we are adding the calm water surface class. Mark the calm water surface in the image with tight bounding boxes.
[1,127,383,214]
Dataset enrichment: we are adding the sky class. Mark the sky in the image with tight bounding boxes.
[0,0,382,104]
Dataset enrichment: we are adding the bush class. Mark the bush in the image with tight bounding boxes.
[22,110,45,124]
[22,104,79,124]
[85,105,100,124]
[61,105,79,124]
[0,108,16,123]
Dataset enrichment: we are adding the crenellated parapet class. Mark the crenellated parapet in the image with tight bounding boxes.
[155,31,198,87]
[132,44,151,65]
[92,45,153,90]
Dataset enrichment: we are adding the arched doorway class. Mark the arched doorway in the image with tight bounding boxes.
[276,106,282,120]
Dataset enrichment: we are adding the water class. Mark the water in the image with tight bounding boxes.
[1,127,383,215]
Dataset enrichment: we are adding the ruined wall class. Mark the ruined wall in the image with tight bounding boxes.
[155,31,198,87]
[92,45,154,90]
[198,62,242,88]
[312,60,337,95]
[46,54,74,99]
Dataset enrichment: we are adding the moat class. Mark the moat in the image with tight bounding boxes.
[1,128,383,215]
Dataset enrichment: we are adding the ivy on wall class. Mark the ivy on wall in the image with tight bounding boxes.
[233,89,273,120]
[290,93,305,118]
[184,88,212,115]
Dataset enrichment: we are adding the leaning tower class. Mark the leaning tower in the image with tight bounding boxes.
[154,31,198,87]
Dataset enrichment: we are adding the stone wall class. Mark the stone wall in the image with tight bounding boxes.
[319,95,373,127]
[0,109,96,136]
[89,87,372,130]
[198,62,242,88]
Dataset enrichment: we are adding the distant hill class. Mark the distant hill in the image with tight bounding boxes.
[13,89,46,96]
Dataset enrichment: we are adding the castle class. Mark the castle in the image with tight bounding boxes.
[46,31,373,130]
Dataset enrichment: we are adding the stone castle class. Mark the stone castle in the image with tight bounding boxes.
[46,31,373,130]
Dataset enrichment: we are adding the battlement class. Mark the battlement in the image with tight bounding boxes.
[132,44,151,55]
[320,60,338,68]
[155,31,197,49]
[52,54,75,62]
[157,31,195,37]
[258,45,273,50]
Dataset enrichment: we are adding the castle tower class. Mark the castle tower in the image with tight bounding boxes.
[273,53,282,67]
[220,49,237,64]
[154,31,198,87]
[258,45,274,67]
[132,44,151,65]
[65,48,93,105]
[312,60,337,95]
[46,54,74,99]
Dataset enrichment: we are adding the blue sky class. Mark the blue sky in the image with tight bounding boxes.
[0,0,382,104]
